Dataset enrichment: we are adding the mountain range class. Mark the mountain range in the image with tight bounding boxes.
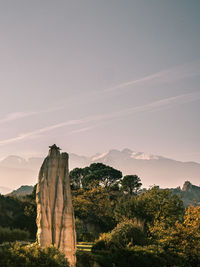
[0,148,200,192]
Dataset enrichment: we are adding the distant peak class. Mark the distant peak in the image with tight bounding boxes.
[182,181,192,191]
[108,149,121,154]
[121,148,133,154]
[0,155,27,164]
[131,151,159,160]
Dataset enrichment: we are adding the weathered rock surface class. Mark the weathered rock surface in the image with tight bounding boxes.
[36,145,76,267]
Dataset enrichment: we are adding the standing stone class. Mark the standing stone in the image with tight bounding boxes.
[36,144,76,267]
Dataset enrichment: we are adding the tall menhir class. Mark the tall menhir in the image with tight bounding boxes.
[36,144,76,267]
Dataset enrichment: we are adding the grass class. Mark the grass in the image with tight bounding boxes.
[77,242,93,252]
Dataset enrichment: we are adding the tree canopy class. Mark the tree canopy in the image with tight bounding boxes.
[120,175,142,195]
[70,163,122,189]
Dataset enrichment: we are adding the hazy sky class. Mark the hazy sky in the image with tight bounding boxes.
[0,0,200,162]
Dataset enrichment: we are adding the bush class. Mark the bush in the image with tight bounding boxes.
[92,219,146,252]
[0,242,70,267]
[76,251,94,267]
[91,240,106,252]
[0,194,37,240]
[0,226,30,243]
[79,246,182,267]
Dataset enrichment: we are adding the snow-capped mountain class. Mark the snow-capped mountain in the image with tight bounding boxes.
[0,149,200,191]
[90,149,200,188]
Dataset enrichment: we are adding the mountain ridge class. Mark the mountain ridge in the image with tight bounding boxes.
[0,149,200,190]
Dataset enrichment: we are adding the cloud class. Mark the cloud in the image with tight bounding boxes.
[1,62,198,127]
[0,91,199,146]
[106,61,200,92]
[0,118,91,146]
[0,106,64,125]
[70,126,95,134]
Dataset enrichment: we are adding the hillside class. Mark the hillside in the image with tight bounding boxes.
[7,185,34,197]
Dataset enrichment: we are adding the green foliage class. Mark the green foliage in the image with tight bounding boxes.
[137,186,185,226]
[78,246,183,267]
[2,163,198,266]
[70,168,86,190]
[114,186,184,231]
[0,226,30,243]
[121,175,142,195]
[0,242,70,267]
[92,219,146,252]
[76,251,94,267]
[70,163,122,190]
[0,194,37,239]
[150,206,200,266]
[107,246,166,267]
[114,195,143,223]
[73,187,117,233]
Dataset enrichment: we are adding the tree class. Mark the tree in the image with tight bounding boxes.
[83,163,122,189]
[0,193,37,239]
[70,163,122,190]
[137,186,184,226]
[121,175,142,195]
[114,195,145,230]
[70,168,87,190]
[73,186,116,232]
[147,206,200,266]
[164,206,200,264]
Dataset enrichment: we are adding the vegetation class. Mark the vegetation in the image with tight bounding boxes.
[0,226,29,243]
[0,186,37,239]
[120,175,142,195]
[0,242,70,267]
[70,163,122,190]
[1,162,200,266]
[92,219,146,251]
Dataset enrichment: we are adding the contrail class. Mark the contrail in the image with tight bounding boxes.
[0,91,199,146]
[1,62,198,126]
[0,106,64,125]
[70,126,95,134]
[106,61,200,92]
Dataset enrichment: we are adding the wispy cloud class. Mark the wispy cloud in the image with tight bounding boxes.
[106,61,200,92]
[0,91,199,146]
[90,91,200,121]
[0,120,84,146]
[70,126,95,134]
[0,106,64,125]
[2,62,198,127]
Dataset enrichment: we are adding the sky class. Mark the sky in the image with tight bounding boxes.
[0,0,200,163]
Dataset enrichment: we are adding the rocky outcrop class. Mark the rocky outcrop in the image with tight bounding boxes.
[36,145,76,267]
[171,181,200,207]
[181,181,200,206]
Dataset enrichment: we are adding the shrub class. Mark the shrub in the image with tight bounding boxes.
[0,242,70,267]
[0,226,30,243]
[92,219,146,252]
[76,251,94,267]
[79,246,181,267]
